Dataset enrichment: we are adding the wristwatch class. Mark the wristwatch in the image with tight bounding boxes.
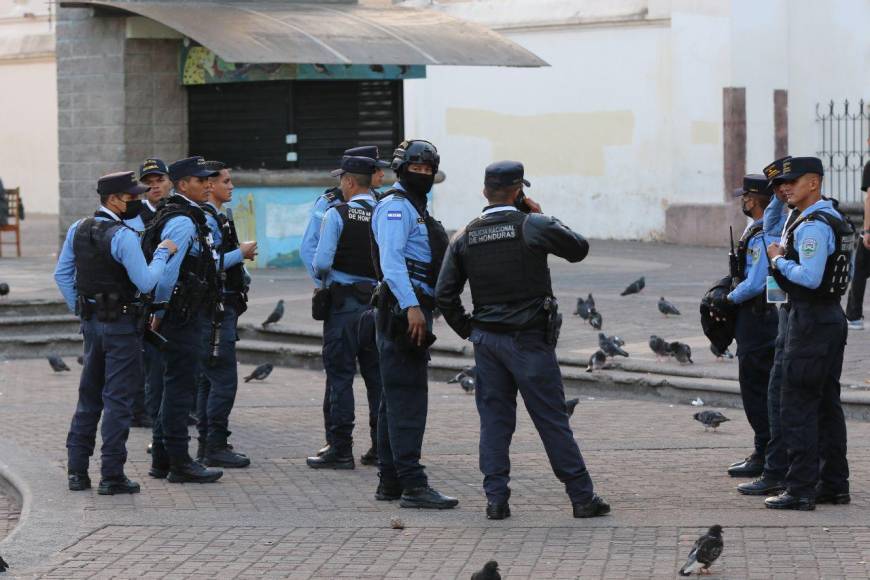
[771,255,784,270]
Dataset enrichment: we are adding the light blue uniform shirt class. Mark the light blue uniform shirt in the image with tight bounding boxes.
[300,190,342,287]
[314,192,378,287]
[371,183,434,310]
[763,194,789,238]
[153,194,211,316]
[775,199,839,290]
[728,219,773,304]
[53,206,170,313]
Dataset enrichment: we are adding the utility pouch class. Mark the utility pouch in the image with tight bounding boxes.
[312,287,332,321]
[543,297,562,346]
[94,292,120,323]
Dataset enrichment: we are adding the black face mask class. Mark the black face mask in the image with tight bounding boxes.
[120,199,143,220]
[399,170,435,197]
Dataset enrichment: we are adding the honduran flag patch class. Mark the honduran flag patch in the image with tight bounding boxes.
[387,211,403,220]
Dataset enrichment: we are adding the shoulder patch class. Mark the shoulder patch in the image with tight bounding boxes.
[749,246,761,262]
[387,210,403,220]
[801,238,818,257]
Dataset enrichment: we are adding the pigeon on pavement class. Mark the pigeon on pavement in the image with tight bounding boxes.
[586,350,607,372]
[0,555,7,572]
[471,560,501,580]
[244,363,274,382]
[565,398,580,417]
[0,282,9,297]
[648,335,672,361]
[48,355,71,372]
[76,355,84,366]
[670,341,693,364]
[710,344,734,360]
[588,309,603,330]
[459,375,476,394]
[447,366,476,384]
[262,299,285,328]
[658,296,681,316]
[693,410,730,431]
[598,333,629,358]
[574,293,594,319]
[679,525,724,576]
[620,276,645,296]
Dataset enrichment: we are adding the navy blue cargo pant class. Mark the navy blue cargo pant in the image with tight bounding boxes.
[67,314,142,479]
[734,303,777,460]
[763,305,790,480]
[152,310,207,460]
[196,303,241,449]
[781,301,849,498]
[143,341,163,422]
[376,307,432,490]
[470,328,595,505]
[323,291,381,455]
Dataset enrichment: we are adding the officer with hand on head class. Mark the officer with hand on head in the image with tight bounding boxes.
[436,161,610,520]
[764,157,854,511]
[306,156,383,470]
[54,171,178,495]
[125,158,172,233]
[711,176,779,488]
[370,139,457,509]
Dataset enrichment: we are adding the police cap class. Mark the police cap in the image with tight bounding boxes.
[778,156,824,181]
[139,158,168,180]
[168,156,219,182]
[344,146,390,168]
[763,156,791,185]
[484,160,531,188]
[330,156,378,177]
[97,171,149,197]
[733,174,772,197]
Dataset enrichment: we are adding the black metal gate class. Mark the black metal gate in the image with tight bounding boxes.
[815,99,868,204]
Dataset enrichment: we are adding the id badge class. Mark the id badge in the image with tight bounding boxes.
[766,276,788,304]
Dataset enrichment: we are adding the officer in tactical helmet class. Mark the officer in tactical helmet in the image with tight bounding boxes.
[764,156,854,511]
[54,171,178,495]
[436,161,610,520]
[370,139,457,509]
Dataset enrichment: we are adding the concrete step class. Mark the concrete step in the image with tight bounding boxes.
[0,299,69,318]
[0,333,83,359]
[0,314,80,336]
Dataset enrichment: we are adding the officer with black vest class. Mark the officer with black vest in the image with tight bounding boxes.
[764,156,854,510]
[53,172,178,494]
[144,156,224,484]
[195,161,257,468]
[370,139,457,509]
[306,156,383,469]
[436,161,610,519]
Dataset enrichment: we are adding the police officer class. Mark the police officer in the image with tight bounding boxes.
[54,171,178,494]
[764,156,853,510]
[712,175,779,485]
[145,156,224,484]
[195,161,257,468]
[306,156,382,469]
[370,139,457,509]
[435,161,610,519]
[301,145,390,457]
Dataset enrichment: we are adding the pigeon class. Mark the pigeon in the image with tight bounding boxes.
[471,560,501,580]
[244,363,274,382]
[565,397,579,417]
[658,296,681,316]
[693,410,730,431]
[390,517,404,530]
[447,366,476,384]
[620,276,645,296]
[679,525,724,576]
[709,344,734,361]
[47,355,71,372]
[262,299,285,328]
[0,555,7,573]
[0,282,9,296]
[587,309,603,330]
[610,335,626,347]
[459,375,476,394]
[598,333,629,358]
[574,293,594,319]
[670,341,693,364]
[76,355,84,366]
[648,335,672,361]
[586,350,607,372]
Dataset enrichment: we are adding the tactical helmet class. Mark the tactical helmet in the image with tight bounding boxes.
[391,139,440,174]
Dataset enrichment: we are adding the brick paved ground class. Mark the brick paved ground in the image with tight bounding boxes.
[1,359,870,579]
[0,493,19,541]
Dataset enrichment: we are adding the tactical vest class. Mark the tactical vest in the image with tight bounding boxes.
[333,200,377,279]
[462,210,552,307]
[736,222,765,280]
[201,204,247,294]
[141,195,217,321]
[772,209,855,302]
[140,203,156,227]
[371,189,449,288]
[73,214,137,303]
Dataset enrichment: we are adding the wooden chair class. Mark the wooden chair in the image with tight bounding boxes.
[0,188,22,257]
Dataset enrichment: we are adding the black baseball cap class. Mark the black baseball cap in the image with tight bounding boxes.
[733,174,773,197]
[139,158,168,180]
[330,156,378,177]
[778,156,824,181]
[763,156,791,185]
[344,146,390,168]
[97,171,149,196]
[168,156,219,181]
[484,160,530,188]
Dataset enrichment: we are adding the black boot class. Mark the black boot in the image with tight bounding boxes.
[306,447,354,469]
[486,502,511,520]
[764,492,815,511]
[375,475,402,501]
[737,477,785,496]
[317,443,331,457]
[204,444,251,468]
[360,447,377,466]
[815,488,851,505]
[727,454,764,478]
[167,455,223,484]
[400,486,459,509]
[98,476,141,495]
[572,495,611,518]
[68,472,91,491]
[149,442,170,479]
